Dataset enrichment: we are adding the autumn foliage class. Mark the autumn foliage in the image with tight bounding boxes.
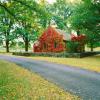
[33,26,65,52]
[70,33,86,52]
[71,34,86,42]
[34,26,86,53]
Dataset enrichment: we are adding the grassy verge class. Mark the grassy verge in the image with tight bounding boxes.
[0,52,12,55]
[30,55,100,73]
[0,60,80,100]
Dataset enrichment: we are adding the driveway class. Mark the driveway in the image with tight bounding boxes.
[0,55,100,100]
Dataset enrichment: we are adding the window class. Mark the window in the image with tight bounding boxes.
[43,43,47,49]
[54,42,58,48]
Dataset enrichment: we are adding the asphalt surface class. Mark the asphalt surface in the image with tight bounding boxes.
[0,55,100,100]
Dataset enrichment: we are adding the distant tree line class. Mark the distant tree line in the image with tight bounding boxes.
[0,0,100,52]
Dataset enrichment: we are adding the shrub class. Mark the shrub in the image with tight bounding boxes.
[13,52,98,58]
[67,41,79,53]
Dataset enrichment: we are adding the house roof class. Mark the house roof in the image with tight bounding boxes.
[39,26,71,41]
[54,28,71,41]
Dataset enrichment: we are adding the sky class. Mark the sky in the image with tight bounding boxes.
[46,0,56,4]
[0,0,78,4]
[46,0,76,4]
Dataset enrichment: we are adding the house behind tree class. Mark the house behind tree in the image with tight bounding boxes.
[33,26,71,52]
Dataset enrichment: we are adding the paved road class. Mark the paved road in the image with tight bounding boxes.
[0,55,100,100]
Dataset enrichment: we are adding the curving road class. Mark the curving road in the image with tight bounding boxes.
[0,55,100,100]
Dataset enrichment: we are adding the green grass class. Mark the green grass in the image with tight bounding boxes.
[85,47,100,51]
[0,60,80,100]
[30,55,100,73]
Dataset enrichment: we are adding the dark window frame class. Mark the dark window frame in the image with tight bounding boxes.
[54,41,58,48]
[43,43,47,49]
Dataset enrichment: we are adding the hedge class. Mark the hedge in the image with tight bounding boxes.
[12,51,99,58]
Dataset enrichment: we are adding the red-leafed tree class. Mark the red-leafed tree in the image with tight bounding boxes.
[69,33,86,52]
[34,27,65,52]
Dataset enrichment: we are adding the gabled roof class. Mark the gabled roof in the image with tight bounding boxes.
[40,26,71,41]
[54,28,71,41]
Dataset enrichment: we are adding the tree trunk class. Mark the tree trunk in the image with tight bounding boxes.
[90,42,93,52]
[6,39,9,52]
[5,19,13,53]
[83,45,85,52]
[25,37,28,52]
[5,32,9,53]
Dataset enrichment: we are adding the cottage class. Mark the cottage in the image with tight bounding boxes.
[33,26,71,52]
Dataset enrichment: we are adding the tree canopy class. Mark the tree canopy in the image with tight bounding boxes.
[0,0,100,52]
[69,0,100,51]
[0,0,48,52]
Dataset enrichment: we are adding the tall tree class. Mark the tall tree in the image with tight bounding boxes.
[50,0,72,30]
[0,0,47,52]
[0,8,15,52]
[69,0,100,51]
[37,0,52,28]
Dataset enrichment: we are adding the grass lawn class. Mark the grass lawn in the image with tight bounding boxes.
[86,47,100,51]
[30,55,100,73]
[0,60,80,100]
